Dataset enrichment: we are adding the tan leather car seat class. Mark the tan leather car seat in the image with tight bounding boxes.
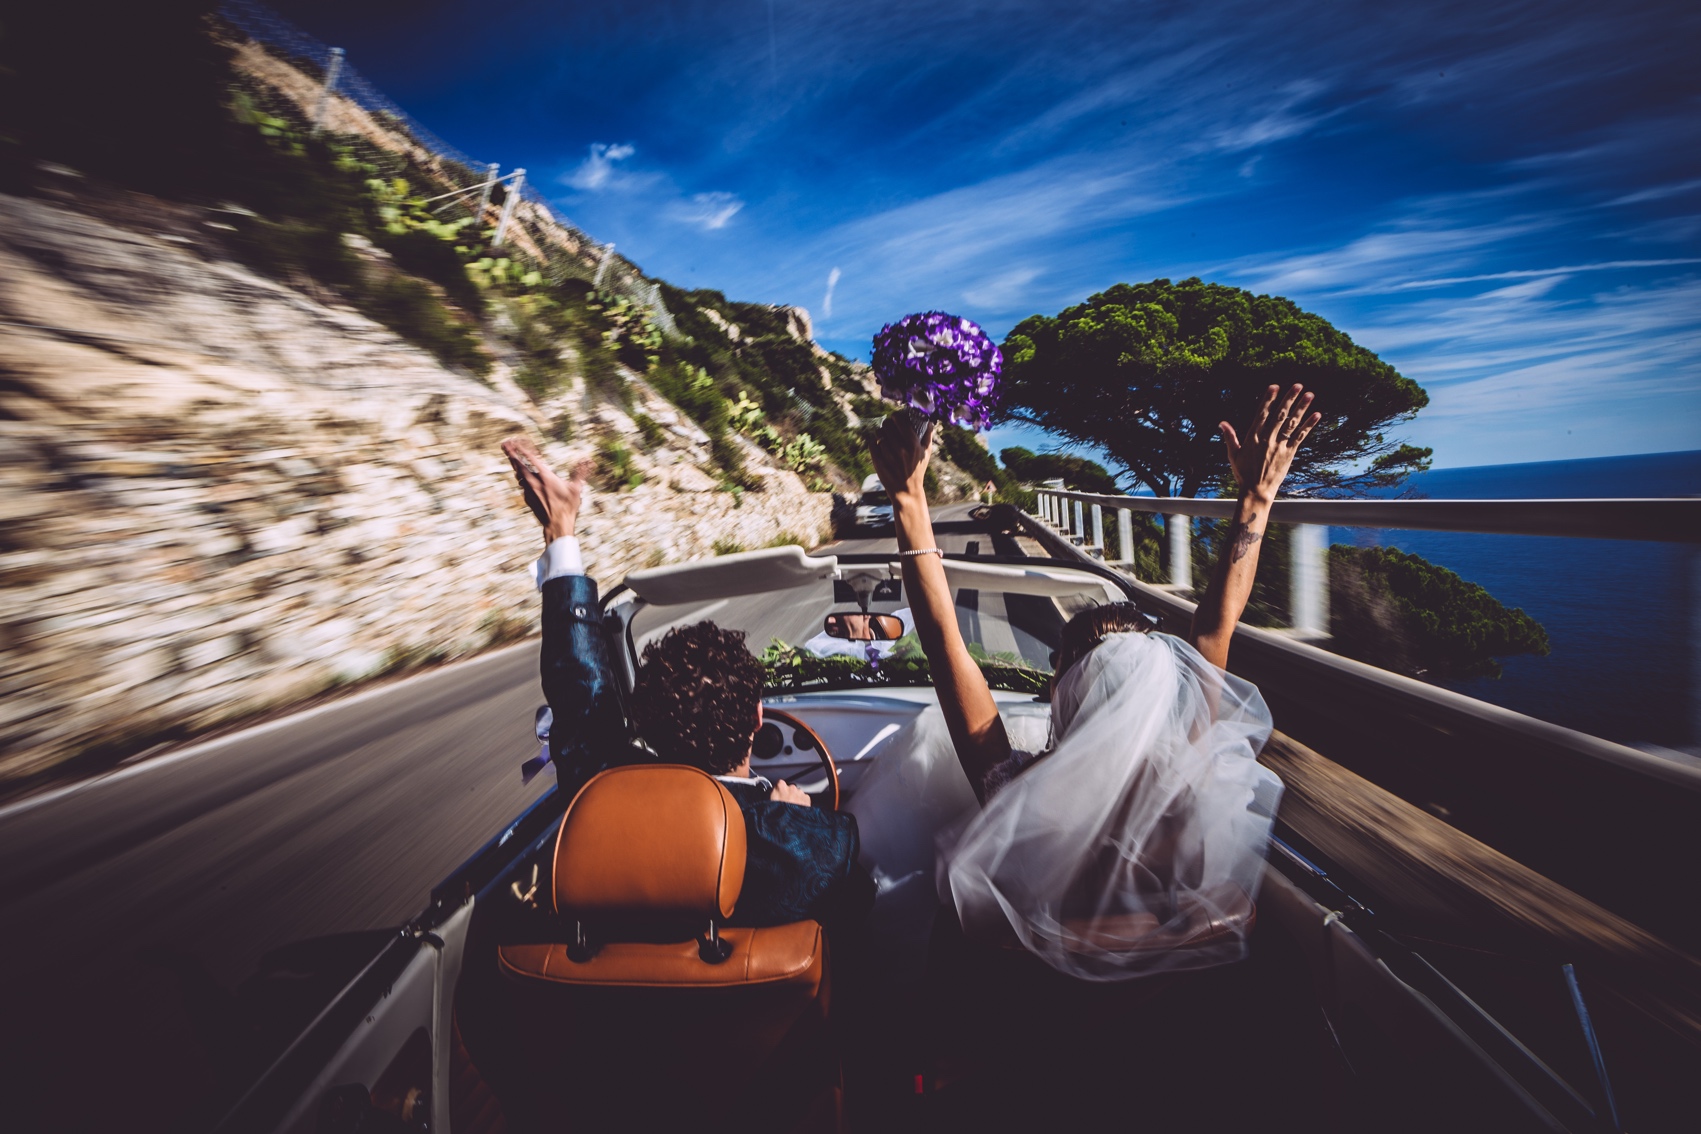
[497,764,833,1130]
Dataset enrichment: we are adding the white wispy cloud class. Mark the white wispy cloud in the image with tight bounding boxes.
[1209,186,1701,462]
[822,267,841,318]
[1206,80,1334,153]
[1607,177,1701,207]
[963,266,1043,310]
[756,152,1186,334]
[1376,259,1701,292]
[564,142,637,191]
[671,192,745,230]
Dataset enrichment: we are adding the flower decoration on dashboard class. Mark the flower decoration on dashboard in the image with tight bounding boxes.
[871,311,1002,432]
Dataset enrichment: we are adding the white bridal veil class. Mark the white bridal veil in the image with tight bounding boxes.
[849,631,1281,982]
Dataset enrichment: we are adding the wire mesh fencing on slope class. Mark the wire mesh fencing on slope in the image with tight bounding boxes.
[217,0,676,333]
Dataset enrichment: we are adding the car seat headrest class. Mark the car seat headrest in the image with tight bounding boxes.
[553,764,746,923]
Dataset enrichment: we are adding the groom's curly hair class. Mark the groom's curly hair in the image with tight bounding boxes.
[631,621,765,775]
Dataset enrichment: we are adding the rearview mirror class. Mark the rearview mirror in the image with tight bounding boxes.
[823,612,905,641]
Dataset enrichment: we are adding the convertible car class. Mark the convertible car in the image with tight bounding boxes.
[209,527,1679,1132]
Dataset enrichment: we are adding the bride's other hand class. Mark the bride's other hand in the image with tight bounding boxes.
[1219,384,1322,502]
[869,414,930,508]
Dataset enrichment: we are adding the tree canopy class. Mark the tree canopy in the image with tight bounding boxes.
[999,278,1431,498]
[998,447,1121,494]
[1328,545,1549,680]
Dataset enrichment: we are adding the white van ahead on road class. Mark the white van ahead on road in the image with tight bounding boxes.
[854,473,894,528]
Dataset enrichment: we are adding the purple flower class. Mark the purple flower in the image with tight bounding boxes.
[871,311,1002,431]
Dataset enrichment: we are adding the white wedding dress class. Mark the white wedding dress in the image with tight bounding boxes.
[847,631,1281,982]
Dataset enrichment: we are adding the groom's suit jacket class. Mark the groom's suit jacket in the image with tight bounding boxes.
[539,573,868,928]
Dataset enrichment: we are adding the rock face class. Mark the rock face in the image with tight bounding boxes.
[0,190,831,781]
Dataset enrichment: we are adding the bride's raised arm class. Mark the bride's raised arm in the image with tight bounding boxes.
[869,416,1012,801]
[1189,384,1322,670]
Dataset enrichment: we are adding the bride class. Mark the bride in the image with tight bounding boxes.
[848,384,1321,981]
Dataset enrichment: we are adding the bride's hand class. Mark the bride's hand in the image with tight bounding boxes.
[869,413,931,506]
[1219,384,1321,503]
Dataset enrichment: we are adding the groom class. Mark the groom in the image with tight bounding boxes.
[502,436,872,929]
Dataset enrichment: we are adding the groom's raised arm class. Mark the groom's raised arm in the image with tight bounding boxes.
[538,555,628,784]
[506,437,629,785]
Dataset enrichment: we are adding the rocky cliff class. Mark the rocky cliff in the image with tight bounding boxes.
[0,185,831,784]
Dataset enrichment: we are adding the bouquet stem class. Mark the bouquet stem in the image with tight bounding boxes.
[894,406,935,447]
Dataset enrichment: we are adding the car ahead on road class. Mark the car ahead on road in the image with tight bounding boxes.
[852,473,894,529]
[212,522,1662,1133]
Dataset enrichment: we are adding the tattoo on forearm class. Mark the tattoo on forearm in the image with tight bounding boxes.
[1228,516,1263,564]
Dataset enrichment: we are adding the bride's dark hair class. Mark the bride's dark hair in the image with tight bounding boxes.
[1053,602,1155,679]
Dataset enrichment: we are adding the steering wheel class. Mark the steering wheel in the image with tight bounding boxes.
[753,708,840,809]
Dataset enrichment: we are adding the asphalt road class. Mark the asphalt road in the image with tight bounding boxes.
[0,503,987,1130]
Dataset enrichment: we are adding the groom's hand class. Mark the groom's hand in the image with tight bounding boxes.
[769,780,811,807]
[503,435,592,546]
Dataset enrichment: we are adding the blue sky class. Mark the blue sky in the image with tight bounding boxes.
[274,0,1699,471]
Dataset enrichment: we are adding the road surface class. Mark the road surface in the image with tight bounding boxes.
[0,503,989,1130]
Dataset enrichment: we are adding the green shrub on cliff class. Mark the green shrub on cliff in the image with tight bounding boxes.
[360,274,486,375]
[1328,544,1549,680]
[654,282,872,488]
[594,436,644,491]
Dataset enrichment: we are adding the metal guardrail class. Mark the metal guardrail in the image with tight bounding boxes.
[1033,484,1701,637]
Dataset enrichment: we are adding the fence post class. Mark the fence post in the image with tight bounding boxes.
[1291,523,1330,637]
[1091,503,1104,554]
[1073,499,1085,543]
[311,47,345,136]
[1039,493,1051,525]
[594,242,616,288]
[474,162,499,234]
[1118,507,1134,567]
[1168,514,1192,590]
[493,168,525,248]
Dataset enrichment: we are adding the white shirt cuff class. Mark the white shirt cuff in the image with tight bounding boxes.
[534,536,584,589]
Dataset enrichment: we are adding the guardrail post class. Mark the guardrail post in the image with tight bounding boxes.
[493,168,525,248]
[1073,499,1085,544]
[1118,507,1134,568]
[1168,515,1192,590]
[474,162,499,233]
[594,242,616,288]
[1091,503,1105,555]
[1039,492,1051,526]
[311,47,345,136]
[1291,523,1329,637]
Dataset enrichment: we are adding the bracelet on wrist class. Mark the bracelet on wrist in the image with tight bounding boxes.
[898,547,944,558]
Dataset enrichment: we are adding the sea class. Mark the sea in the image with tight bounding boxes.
[1331,449,1701,753]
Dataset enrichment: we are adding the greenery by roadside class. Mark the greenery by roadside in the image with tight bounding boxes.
[1327,545,1550,679]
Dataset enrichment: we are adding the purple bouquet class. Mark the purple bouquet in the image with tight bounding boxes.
[871,311,1002,432]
